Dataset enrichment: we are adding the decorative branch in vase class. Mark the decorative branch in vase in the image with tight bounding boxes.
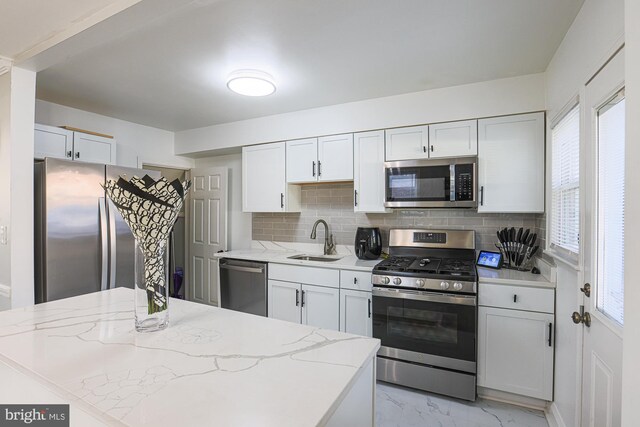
[104,175,191,332]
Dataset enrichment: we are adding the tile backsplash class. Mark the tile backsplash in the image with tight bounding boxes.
[252,183,545,252]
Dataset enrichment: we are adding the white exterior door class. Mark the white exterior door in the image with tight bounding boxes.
[339,289,372,337]
[317,134,353,182]
[354,130,388,213]
[73,132,116,165]
[385,125,429,161]
[301,284,339,331]
[286,138,318,183]
[188,167,228,306]
[477,112,545,213]
[268,280,301,323]
[428,120,478,158]
[243,142,286,212]
[580,48,625,427]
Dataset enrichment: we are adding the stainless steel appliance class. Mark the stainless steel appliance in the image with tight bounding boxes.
[372,229,478,401]
[219,258,268,316]
[34,158,160,303]
[384,158,477,208]
[354,227,382,260]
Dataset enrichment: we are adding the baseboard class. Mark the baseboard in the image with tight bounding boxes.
[545,402,567,427]
[477,386,548,411]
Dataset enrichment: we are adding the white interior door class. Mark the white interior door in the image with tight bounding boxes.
[188,167,228,306]
[581,48,625,427]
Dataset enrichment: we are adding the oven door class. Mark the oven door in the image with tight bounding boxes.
[372,287,477,373]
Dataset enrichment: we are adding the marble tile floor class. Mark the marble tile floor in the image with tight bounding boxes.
[376,382,549,427]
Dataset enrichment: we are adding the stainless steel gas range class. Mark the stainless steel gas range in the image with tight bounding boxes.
[372,229,478,401]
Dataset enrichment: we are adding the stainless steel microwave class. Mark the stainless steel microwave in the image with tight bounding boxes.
[384,158,477,208]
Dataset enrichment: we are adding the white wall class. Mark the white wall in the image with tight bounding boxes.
[543,1,624,426]
[194,153,251,251]
[622,0,640,425]
[35,100,194,169]
[175,73,546,155]
[0,66,37,309]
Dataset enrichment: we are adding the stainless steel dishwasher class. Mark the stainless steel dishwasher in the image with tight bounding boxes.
[219,258,268,316]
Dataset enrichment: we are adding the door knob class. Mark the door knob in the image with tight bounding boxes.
[580,283,591,297]
[571,306,591,327]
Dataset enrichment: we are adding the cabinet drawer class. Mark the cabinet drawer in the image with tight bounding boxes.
[479,283,554,313]
[269,264,339,288]
[340,270,373,291]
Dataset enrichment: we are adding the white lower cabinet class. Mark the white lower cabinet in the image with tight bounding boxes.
[477,283,555,401]
[302,284,340,330]
[268,280,301,323]
[339,289,372,337]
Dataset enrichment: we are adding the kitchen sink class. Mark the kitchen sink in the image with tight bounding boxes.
[287,254,343,262]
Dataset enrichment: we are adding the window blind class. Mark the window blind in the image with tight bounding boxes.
[550,105,580,254]
[597,95,625,325]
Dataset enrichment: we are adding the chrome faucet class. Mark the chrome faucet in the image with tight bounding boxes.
[310,219,336,255]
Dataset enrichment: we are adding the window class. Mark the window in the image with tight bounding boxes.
[550,105,580,255]
[596,90,625,325]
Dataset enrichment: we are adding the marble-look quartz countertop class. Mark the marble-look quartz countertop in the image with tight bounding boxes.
[215,240,382,272]
[0,288,380,427]
[477,266,555,288]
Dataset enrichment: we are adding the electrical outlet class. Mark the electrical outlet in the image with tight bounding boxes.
[0,225,7,245]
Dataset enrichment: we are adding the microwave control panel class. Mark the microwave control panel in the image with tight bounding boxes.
[455,164,474,201]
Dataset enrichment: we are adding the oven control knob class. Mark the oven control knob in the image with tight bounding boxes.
[380,277,390,285]
[416,279,425,288]
[393,278,402,285]
[453,282,463,291]
[440,281,450,290]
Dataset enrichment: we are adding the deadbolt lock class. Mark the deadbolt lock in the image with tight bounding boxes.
[580,283,591,298]
[571,306,591,327]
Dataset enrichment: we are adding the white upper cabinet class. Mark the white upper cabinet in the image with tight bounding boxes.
[286,134,353,183]
[34,124,73,160]
[243,142,301,212]
[477,112,545,213]
[354,130,389,213]
[73,132,116,165]
[35,124,116,165]
[428,120,478,158]
[286,138,317,183]
[385,125,429,161]
[317,134,353,182]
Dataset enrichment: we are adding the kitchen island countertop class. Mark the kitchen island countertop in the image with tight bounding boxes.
[0,288,379,426]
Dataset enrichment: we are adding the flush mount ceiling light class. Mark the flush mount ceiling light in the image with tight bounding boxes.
[226,70,276,97]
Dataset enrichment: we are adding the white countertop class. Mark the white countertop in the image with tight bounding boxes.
[0,288,380,427]
[477,266,555,288]
[216,249,381,272]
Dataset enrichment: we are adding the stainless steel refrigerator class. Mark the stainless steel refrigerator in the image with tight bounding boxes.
[34,158,160,303]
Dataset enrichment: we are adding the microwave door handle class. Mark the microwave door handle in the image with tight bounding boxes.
[449,164,456,202]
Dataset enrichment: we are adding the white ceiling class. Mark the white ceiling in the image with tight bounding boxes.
[34,0,584,132]
[0,0,139,60]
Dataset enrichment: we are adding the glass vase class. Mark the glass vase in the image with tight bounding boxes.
[134,241,169,332]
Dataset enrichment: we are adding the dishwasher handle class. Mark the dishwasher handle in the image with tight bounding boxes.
[219,261,265,274]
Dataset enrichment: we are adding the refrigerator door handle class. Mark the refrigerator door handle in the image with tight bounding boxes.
[98,197,108,291]
[108,201,117,289]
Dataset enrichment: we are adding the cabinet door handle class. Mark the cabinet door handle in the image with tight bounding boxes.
[280,193,284,209]
[301,290,305,307]
[75,152,80,159]
[548,322,553,347]
[312,161,316,177]
[423,146,427,153]
[295,289,299,306]
[66,150,72,158]
[353,277,358,285]
[430,145,434,152]
[368,299,372,318]
[317,161,321,177]
[513,294,518,303]
[354,189,358,207]
[480,186,484,206]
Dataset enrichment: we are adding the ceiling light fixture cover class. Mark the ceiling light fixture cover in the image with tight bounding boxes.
[227,70,276,96]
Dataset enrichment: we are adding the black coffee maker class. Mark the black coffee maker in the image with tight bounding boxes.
[354,227,382,260]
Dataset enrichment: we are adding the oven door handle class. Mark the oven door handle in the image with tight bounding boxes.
[373,287,477,306]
